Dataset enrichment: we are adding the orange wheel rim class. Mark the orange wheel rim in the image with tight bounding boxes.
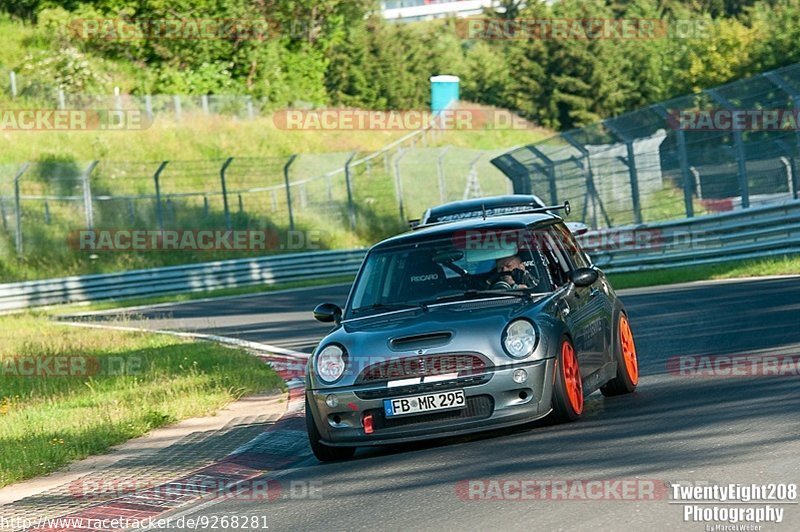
[561,341,583,414]
[619,315,639,385]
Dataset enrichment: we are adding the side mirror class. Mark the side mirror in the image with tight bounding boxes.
[570,268,599,288]
[313,303,342,324]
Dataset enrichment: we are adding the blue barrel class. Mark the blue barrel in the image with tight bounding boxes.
[431,75,460,112]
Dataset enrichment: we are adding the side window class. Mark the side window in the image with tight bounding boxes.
[539,229,571,287]
[552,223,591,269]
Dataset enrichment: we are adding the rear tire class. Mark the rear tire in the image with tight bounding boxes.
[549,336,584,423]
[305,397,356,462]
[601,312,639,397]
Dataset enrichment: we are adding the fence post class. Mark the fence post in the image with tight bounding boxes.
[153,161,169,231]
[284,154,297,231]
[562,133,612,228]
[10,70,17,99]
[779,156,796,200]
[605,121,642,224]
[654,105,694,218]
[82,161,99,230]
[624,142,643,223]
[145,94,153,120]
[344,152,357,230]
[57,88,65,110]
[708,90,749,209]
[527,145,558,205]
[220,157,234,230]
[246,97,254,119]
[764,73,800,201]
[463,154,484,199]
[437,146,450,203]
[0,194,6,231]
[13,163,29,256]
[173,95,182,121]
[201,95,209,115]
[393,148,407,222]
[690,167,703,200]
[114,86,122,112]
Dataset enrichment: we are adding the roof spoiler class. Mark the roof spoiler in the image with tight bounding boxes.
[480,200,571,219]
[411,201,572,230]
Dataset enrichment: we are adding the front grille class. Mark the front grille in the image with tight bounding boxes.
[356,352,490,384]
[354,374,491,400]
[366,395,494,431]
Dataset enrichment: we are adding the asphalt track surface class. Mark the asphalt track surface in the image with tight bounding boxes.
[86,277,800,531]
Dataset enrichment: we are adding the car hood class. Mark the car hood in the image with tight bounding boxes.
[309,294,560,389]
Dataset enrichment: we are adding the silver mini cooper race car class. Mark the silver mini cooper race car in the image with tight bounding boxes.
[306,198,639,461]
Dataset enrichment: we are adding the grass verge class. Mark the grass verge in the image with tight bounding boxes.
[0,313,285,488]
[608,254,800,290]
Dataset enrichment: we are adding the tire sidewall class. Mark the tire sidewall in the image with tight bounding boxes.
[613,309,638,391]
[552,335,582,422]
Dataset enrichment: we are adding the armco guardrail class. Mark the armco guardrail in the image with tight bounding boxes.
[3,201,800,311]
[0,249,367,312]
[584,200,800,273]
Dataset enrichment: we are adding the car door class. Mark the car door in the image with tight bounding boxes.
[552,223,614,369]
[545,224,612,375]
[538,228,597,378]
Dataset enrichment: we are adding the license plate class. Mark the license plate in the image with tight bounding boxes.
[384,390,466,418]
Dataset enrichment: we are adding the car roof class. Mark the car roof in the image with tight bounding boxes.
[373,212,561,250]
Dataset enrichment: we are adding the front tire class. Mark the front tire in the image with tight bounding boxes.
[549,336,584,423]
[601,312,639,397]
[305,397,356,462]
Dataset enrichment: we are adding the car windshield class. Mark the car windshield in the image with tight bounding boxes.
[347,228,556,318]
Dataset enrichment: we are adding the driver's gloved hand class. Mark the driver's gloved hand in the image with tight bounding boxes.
[509,268,527,286]
[489,268,528,289]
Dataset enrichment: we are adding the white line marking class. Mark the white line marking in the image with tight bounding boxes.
[56,282,353,318]
[59,321,311,359]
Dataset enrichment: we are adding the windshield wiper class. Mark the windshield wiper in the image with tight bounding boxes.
[351,302,427,316]
[431,289,534,304]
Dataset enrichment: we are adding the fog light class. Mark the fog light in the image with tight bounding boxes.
[513,369,528,384]
[325,394,339,408]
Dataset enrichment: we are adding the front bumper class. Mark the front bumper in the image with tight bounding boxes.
[306,357,556,447]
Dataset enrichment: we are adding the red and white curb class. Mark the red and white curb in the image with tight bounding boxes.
[28,323,312,532]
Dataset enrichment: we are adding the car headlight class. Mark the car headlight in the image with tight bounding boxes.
[316,344,347,383]
[503,320,537,359]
